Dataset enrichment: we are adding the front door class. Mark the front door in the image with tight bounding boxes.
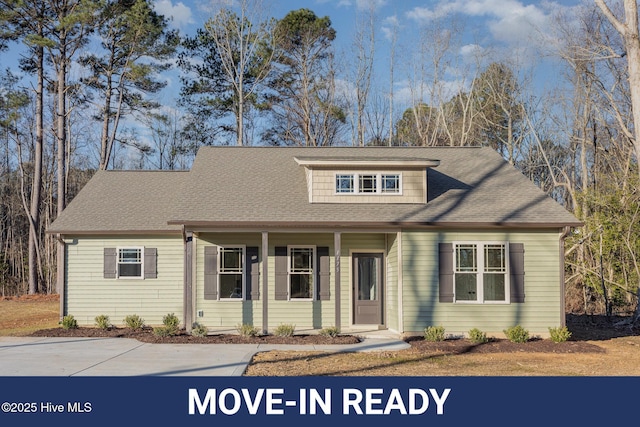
[352,253,383,325]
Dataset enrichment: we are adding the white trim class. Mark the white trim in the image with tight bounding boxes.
[294,157,440,168]
[287,245,316,301]
[452,241,510,304]
[217,244,246,301]
[116,246,144,279]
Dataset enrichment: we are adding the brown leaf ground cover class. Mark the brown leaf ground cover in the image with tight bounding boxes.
[3,295,640,376]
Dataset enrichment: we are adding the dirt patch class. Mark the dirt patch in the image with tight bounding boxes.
[29,326,361,345]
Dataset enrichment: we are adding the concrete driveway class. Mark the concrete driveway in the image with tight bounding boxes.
[0,336,409,376]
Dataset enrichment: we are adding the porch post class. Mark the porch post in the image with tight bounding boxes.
[397,231,403,334]
[262,231,269,334]
[334,231,341,329]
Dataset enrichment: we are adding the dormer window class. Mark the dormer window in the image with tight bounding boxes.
[335,173,401,195]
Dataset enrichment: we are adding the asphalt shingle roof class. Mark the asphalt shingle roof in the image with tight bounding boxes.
[48,146,581,234]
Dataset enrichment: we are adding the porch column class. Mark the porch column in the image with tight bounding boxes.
[334,231,341,329]
[262,231,269,334]
[183,230,193,332]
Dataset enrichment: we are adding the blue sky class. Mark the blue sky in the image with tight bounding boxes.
[152,0,586,106]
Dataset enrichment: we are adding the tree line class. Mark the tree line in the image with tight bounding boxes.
[0,0,639,321]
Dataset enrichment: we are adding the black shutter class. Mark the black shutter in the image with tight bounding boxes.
[204,246,218,300]
[317,246,330,300]
[439,243,454,303]
[246,246,260,300]
[509,243,525,303]
[274,246,288,300]
[104,248,117,279]
[144,247,157,279]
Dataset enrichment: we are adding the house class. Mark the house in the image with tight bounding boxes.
[47,146,582,337]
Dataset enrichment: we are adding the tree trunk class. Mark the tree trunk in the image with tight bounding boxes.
[27,43,44,294]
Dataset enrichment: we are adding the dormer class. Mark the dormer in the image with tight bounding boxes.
[294,156,440,204]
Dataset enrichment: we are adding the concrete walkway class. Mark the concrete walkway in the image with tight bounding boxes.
[0,336,410,377]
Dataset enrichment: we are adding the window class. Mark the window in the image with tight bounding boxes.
[336,174,355,193]
[334,173,401,195]
[118,248,143,278]
[454,243,508,303]
[359,174,377,193]
[219,246,244,299]
[289,246,315,299]
[381,174,400,193]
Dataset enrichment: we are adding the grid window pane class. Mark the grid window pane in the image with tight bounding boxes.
[291,248,313,272]
[456,244,477,272]
[359,174,377,193]
[221,247,243,272]
[485,244,505,272]
[381,174,400,193]
[119,248,141,263]
[336,175,354,193]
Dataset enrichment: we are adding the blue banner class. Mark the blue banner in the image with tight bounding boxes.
[0,376,636,427]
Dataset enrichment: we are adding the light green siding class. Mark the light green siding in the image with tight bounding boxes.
[195,232,390,332]
[65,235,184,326]
[195,233,263,330]
[386,233,399,331]
[401,229,563,335]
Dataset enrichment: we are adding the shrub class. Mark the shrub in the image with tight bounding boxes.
[274,323,296,337]
[153,326,175,337]
[549,326,572,343]
[424,325,445,342]
[191,323,208,338]
[468,328,488,344]
[319,326,340,338]
[61,315,78,330]
[94,315,111,330]
[236,323,258,338]
[162,313,180,329]
[123,314,145,330]
[503,325,529,343]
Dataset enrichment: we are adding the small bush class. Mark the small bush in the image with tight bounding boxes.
[319,326,340,338]
[123,314,145,330]
[549,326,572,343]
[162,313,180,329]
[503,325,529,343]
[424,325,446,342]
[191,323,208,338]
[274,323,296,337]
[61,315,78,330]
[94,315,111,330]
[468,328,488,344]
[236,323,258,338]
[153,326,175,337]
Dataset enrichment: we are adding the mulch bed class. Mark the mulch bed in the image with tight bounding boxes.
[28,313,639,353]
[29,327,361,345]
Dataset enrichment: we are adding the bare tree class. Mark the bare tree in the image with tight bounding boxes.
[205,0,275,146]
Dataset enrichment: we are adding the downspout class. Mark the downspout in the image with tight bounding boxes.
[57,234,65,321]
[559,226,572,327]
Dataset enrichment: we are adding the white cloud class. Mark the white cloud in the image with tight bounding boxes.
[355,0,387,11]
[154,0,194,29]
[405,0,555,48]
